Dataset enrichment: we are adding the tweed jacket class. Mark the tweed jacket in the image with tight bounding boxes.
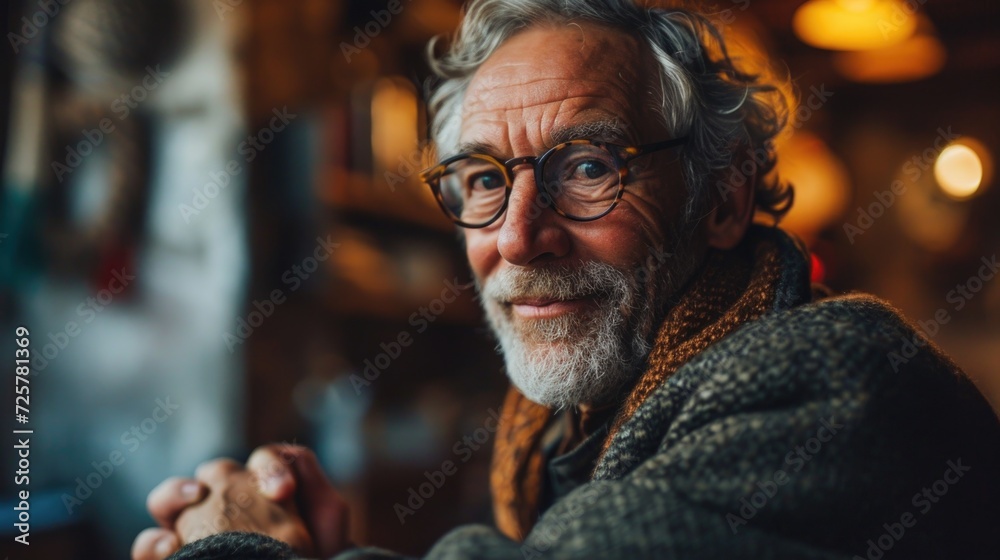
[171,228,1000,559]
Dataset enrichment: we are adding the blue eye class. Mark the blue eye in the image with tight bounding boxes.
[573,160,613,181]
[470,171,506,191]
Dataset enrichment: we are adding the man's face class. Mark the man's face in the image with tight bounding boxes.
[460,23,703,408]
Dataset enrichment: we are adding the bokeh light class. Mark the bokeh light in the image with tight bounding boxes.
[935,144,985,200]
[793,0,917,51]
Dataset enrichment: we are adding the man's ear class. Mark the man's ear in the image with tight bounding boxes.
[704,172,756,250]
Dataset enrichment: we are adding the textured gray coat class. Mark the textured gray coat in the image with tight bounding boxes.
[171,240,1000,560]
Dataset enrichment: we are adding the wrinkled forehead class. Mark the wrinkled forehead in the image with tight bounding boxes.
[459,22,653,148]
[469,22,645,91]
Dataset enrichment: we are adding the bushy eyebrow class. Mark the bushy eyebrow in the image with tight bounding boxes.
[453,119,634,159]
[549,119,633,146]
[455,139,502,159]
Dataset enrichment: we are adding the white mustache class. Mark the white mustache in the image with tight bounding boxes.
[481,262,631,303]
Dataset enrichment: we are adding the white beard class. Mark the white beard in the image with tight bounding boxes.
[479,256,683,409]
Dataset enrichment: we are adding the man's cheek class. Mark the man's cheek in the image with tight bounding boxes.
[464,231,500,279]
[570,219,645,269]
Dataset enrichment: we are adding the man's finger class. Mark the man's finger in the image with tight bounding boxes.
[131,527,180,560]
[248,444,348,556]
[246,444,303,501]
[147,477,207,528]
[194,457,243,486]
[288,448,350,556]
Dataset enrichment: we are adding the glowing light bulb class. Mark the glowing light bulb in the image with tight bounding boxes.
[793,0,916,51]
[837,0,875,12]
[934,145,983,200]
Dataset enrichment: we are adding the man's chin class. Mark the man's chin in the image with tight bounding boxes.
[499,314,598,345]
[501,346,616,408]
[506,368,616,409]
[507,374,581,408]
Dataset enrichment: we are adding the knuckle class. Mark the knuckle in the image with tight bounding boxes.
[250,443,275,456]
[248,445,281,466]
[252,443,303,474]
[195,458,240,480]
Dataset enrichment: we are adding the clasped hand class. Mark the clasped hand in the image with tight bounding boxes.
[131,444,349,560]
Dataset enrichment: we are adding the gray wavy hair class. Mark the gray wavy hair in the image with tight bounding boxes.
[425,0,793,223]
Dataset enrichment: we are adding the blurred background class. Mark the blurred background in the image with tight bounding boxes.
[0,0,997,558]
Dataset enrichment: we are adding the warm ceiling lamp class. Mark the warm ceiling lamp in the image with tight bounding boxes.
[793,0,917,51]
[934,140,991,200]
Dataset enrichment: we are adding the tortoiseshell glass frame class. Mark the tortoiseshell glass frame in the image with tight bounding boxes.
[420,136,689,228]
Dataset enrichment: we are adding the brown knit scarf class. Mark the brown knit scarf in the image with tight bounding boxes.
[489,228,797,540]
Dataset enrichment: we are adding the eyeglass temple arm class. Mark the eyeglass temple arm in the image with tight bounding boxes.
[627,136,689,160]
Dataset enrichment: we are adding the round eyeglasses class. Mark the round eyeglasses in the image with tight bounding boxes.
[420,137,688,228]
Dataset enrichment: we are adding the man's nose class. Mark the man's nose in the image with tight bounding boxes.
[496,171,571,266]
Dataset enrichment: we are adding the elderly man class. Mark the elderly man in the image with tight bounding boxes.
[134,1,1000,559]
